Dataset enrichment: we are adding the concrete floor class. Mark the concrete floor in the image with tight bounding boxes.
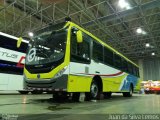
[0,93,160,120]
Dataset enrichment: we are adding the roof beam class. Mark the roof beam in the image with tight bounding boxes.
[83,0,160,26]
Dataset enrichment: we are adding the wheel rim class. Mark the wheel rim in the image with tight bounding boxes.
[91,83,98,98]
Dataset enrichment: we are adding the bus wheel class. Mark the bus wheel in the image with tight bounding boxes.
[18,91,29,94]
[72,93,80,102]
[123,85,133,97]
[86,80,99,100]
[103,92,112,99]
[53,92,68,101]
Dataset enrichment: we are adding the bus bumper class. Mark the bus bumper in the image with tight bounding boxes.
[23,75,68,92]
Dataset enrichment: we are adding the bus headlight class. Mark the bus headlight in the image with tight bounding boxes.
[54,67,67,78]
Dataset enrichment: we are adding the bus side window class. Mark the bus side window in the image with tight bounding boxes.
[71,30,90,64]
[92,41,103,63]
[133,66,136,76]
[104,47,114,66]
[0,34,27,75]
[122,59,128,72]
[71,32,78,55]
[137,68,140,77]
[136,67,139,77]
[78,34,90,60]
[128,63,133,75]
[114,53,122,70]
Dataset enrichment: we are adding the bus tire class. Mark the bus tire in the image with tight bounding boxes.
[86,80,99,100]
[103,92,112,99]
[72,93,80,102]
[53,93,61,101]
[123,85,133,97]
[18,91,29,94]
[53,92,68,101]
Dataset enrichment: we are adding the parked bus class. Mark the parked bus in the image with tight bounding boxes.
[0,32,42,94]
[18,21,139,100]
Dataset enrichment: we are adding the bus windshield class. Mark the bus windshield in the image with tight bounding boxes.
[26,29,67,65]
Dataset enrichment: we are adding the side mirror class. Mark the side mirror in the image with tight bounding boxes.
[76,30,83,43]
[17,37,23,48]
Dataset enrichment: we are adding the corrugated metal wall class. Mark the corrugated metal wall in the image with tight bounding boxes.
[143,59,160,81]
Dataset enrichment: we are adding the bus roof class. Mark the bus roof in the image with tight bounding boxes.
[66,21,139,68]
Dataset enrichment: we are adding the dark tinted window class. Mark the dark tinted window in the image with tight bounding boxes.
[93,41,103,62]
[121,59,128,72]
[104,47,113,66]
[136,67,140,77]
[0,34,28,75]
[0,35,28,53]
[71,30,90,64]
[114,53,122,69]
[132,66,136,76]
[0,60,24,75]
[128,63,133,75]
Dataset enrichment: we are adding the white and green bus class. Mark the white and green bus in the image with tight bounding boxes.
[18,21,139,100]
[0,32,28,93]
[0,32,43,94]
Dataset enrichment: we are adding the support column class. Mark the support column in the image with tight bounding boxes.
[138,59,144,81]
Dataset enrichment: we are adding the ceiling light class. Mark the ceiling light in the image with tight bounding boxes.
[28,32,34,37]
[126,5,131,10]
[145,43,150,47]
[151,52,155,56]
[142,31,147,35]
[136,28,142,34]
[118,0,131,9]
[136,28,147,35]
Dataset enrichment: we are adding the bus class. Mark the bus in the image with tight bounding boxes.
[18,21,139,100]
[0,32,41,94]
